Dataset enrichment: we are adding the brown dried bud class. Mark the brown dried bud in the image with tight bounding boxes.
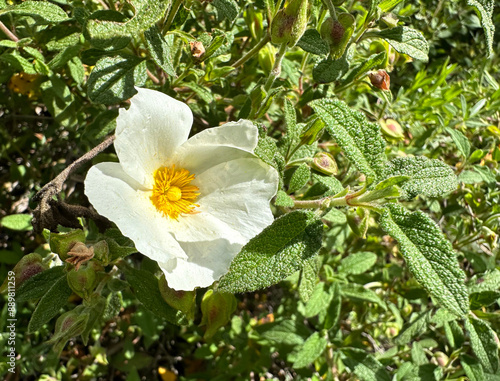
[369,69,390,91]
[190,41,205,59]
[66,242,94,271]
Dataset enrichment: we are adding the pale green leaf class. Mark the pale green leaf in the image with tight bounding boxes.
[375,26,429,61]
[383,156,458,199]
[445,127,470,158]
[212,0,239,20]
[379,0,404,12]
[341,348,391,381]
[310,98,386,181]
[467,0,495,57]
[340,284,387,310]
[275,190,295,207]
[255,320,307,346]
[339,251,377,275]
[218,211,323,293]
[297,29,329,55]
[293,332,328,368]
[1,214,32,231]
[379,204,468,317]
[0,1,69,24]
[289,163,310,193]
[465,316,499,374]
[342,52,386,85]
[304,282,333,318]
[298,257,320,302]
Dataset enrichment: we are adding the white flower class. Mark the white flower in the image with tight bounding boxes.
[84,88,279,290]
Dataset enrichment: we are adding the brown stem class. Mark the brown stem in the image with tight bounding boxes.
[0,21,19,42]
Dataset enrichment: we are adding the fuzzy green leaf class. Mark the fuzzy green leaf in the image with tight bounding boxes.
[375,26,429,61]
[467,0,495,57]
[339,252,377,275]
[254,320,307,346]
[383,156,458,199]
[304,282,333,318]
[379,204,468,317]
[297,29,329,55]
[395,311,431,345]
[28,275,72,333]
[212,0,239,20]
[342,52,386,85]
[298,257,320,302]
[288,163,310,193]
[446,127,471,158]
[312,57,349,83]
[461,354,485,381]
[310,98,386,181]
[292,332,328,368]
[0,1,69,24]
[341,348,392,381]
[122,265,186,325]
[465,316,499,374]
[17,266,66,303]
[87,55,144,104]
[340,284,387,310]
[218,211,323,293]
[144,25,176,76]
[275,190,295,207]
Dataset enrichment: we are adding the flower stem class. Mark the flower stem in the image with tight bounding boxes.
[263,43,288,92]
[232,34,271,68]
[163,0,183,34]
[322,0,337,19]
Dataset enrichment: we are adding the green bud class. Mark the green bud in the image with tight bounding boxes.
[158,274,196,320]
[92,240,110,265]
[48,306,88,355]
[311,152,338,175]
[67,262,101,299]
[49,229,86,260]
[270,0,309,47]
[320,14,355,59]
[380,118,404,139]
[258,43,277,74]
[0,253,48,292]
[200,289,237,339]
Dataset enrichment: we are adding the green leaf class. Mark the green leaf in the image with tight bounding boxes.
[338,252,377,275]
[16,266,66,303]
[49,45,82,70]
[467,0,495,57]
[379,204,468,317]
[275,190,295,208]
[340,284,387,310]
[283,97,299,150]
[310,98,386,181]
[341,348,392,381]
[121,265,186,325]
[292,332,328,368]
[28,275,72,333]
[298,257,320,302]
[445,127,470,158]
[461,354,486,381]
[375,26,429,62]
[1,214,32,231]
[0,1,69,24]
[212,0,239,20]
[297,29,329,55]
[87,55,144,104]
[304,282,333,318]
[383,156,458,199]
[465,316,499,374]
[312,57,349,83]
[144,26,176,77]
[324,282,341,330]
[185,81,214,103]
[395,311,431,345]
[254,320,307,346]
[341,52,386,85]
[379,0,404,12]
[288,163,310,193]
[218,211,323,293]
[200,290,237,339]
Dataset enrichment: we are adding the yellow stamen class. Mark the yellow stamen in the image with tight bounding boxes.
[150,165,200,220]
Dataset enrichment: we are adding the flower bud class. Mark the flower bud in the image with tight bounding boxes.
[320,14,355,59]
[312,152,338,175]
[48,306,88,355]
[190,41,205,60]
[258,43,277,74]
[369,69,390,91]
[0,253,48,292]
[49,229,86,261]
[432,351,449,367]
[158,274,196,320]
[270,0,309,47]
[92,240,110,265]
[380,118,404,139]
[67,262,99,299]
[201,289,237,339]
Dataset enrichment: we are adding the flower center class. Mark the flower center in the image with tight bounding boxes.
[150,165,200,220]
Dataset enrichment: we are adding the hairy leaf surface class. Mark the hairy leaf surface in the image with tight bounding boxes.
[375,26,429,61]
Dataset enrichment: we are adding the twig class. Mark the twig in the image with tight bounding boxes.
[0,21,19,42]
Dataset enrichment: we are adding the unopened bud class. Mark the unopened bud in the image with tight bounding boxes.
[201,289,237,339]
[380,118,404,139]
[190,41,205,59]
[258,43,277,74]
[320,14,355,59]
[49,306,88,355]
[312,152,338,175]
[67,262,100,298]
[66,242,94,270]
[92,240,110,265]
[369,69,390,91]
[0,253,48,292]
[49,229,86,261]
[158,275,196,320]
[270,0,309,47]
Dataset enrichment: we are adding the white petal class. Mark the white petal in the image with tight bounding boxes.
[114,88,193,187]
[173,119,258,176]
[84,162,188,262]
[158,239,242,290]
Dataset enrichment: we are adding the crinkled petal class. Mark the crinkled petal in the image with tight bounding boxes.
[114,88,193,187]
[158,239,242,290]
[173,119,258,176]
[84,162,188,262]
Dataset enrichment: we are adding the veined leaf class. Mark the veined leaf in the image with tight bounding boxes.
[379,204,468,317]
[467,0,495,57]
[375,26,429,62]
[292,332,328,368]
[383,156,458,199]
[341,52,386,85]
[298,257,320,302]
[465,316,500,374]
[212,0,239,20]
[144,26,176,76]
[395,311,431,345]
[0,1,69,24]
[446,127,471,158]
[338,251,377,275]
[297,29,329,55]
[218,211,323,293]
[341,348,391,381]
[310,98,386,181]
